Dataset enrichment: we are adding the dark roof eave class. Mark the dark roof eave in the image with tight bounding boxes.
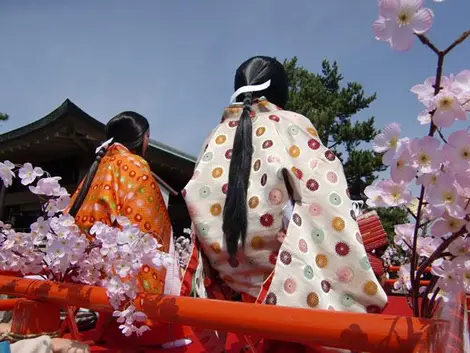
[149,139,196,164]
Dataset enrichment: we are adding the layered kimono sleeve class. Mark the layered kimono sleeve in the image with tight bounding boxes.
[265,111,388,313]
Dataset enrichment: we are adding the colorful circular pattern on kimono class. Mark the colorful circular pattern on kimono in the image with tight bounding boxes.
[129,170,136,178]
[123,165,129,171]
[280,251,292,265]
[266,292,277,305]
[291,166,303,180]
[303,265,314,279]
[336,266,354,283]
[199,186,211,198]
[260,173,267,186]
[355,231,363,244]
[215,135,227,145]
[202,152,213,162]
[340,294,355,308]
[309,203,323,217]
[197,223,210,237]
[222,183,228,194]
[288,145,300,158]
[142,265,150,273]
[306,178,319,191]
[256,127,266,136]
[311,227,325,244]
[321,280,331,293]
[308,139,320,150]
[152,273,158,280]
[324,150,336,161]
[228,120,239,128]
[253,159,261,171]
[332,216,345,231]
[267,155,280,163]
[210,242,221,254]
[260,213,274,227]
[268,188,283,205]
[366,305,382,313]
[359,256,371,270]
[307,127,318,137]
[269,252,278,265]
[262,140,273,149]
[315,254,328,268]
[251,236,265,250]
[212,167,223,179]
[144,222,151,231]
[224,149,232,160]
[329,192,342,206]
[288,125,300,136]
[210,204,222,216]
[364,281,378,296]
[134,213,143,222]
[104,184,111,190]
[298,238,308,253]
[125,206,133,215]
[269,115,280,122]
[283,278,297,294]
[335,242,350,256]
[326,171,338,184]
[306,292,319,308]
[293,213,302,227]
[248,196,259,208]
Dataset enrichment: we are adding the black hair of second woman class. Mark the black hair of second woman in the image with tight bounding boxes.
[222,56,289,260]
[68,112,149,217]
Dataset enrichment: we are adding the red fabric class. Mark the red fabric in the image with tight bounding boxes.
[357,211,389,252]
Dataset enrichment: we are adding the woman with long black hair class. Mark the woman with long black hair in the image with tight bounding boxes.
[182,56,387,352]
[66,112,184,346]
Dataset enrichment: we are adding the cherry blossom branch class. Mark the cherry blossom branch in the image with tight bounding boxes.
[443,29,470,55]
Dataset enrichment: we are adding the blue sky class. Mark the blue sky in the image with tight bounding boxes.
[1,0,469,157]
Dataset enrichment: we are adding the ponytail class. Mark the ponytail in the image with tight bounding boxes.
[69,147,107,217]
[222,92,253,261]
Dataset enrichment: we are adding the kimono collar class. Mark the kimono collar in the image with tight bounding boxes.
[106,142,132,156]
[221,98,282,122]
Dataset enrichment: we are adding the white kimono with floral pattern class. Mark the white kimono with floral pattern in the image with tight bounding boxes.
[181,99,387,315]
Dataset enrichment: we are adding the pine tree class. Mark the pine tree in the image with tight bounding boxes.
[0,113,8,121]
[283,57,408,237]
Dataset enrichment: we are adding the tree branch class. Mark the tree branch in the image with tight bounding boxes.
[443,29,470,55]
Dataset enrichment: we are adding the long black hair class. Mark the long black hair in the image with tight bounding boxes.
[222,56,288,261]
[69,112,149,217]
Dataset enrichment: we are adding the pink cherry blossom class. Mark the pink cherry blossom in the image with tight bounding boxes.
[416,237,440,257]
[411,76,449,108]
[0,161,15,187]
[409,136,442,173]
[431,258,464,294]
[417,111,432,124]
[18,163,44,185]
[372,0,434,51]
[428,172,465,218]
[448,237,469,258]
[429,89,467,128]
[431,214,465,237]
[390,145,416,183]
[443,130,470,172]
[394,263,412,291]
[373,123,408,165]
[394,223,415,250]
[377,180,413,206]
[364,183,387,207]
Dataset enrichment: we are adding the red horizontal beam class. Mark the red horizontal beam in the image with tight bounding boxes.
[0,298,19,311]
[0,275,435,353]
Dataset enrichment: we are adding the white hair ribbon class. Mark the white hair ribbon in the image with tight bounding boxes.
[229,80,271,104]
[95,137,114,154]
[352,200,364,218]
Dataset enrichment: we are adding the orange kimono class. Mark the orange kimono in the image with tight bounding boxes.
[68,143,172,294]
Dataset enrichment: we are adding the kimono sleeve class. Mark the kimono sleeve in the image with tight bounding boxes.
[266,111,388,313]
[120,162,172,253]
